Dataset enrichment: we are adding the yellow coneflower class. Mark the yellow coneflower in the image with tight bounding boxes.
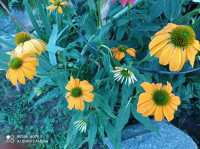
[149,23,200,72]
[137,82,181,121]
[111,45,136,62]
[6,54,39,86]
[7,32,46,57]
[65,76,94,111]
[47,0,70,14]
[112,66,137,86]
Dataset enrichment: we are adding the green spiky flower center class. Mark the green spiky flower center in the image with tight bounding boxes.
[71,87,82,98]
[9,57,23,69]
[170,26,195,48]
[15,32,31,45]
[152,89,170,106]
[118,46,128,52]
[54,0,61,6]
[120,69,131,78]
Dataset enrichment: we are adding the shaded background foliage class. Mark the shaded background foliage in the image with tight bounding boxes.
[0,0,200,148]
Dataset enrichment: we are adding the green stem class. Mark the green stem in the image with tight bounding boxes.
[97,0,102,27]
[99,45,112,55]
[135,55,151,66]
[107,0,143,24]
[193,19,200,29]
[37,68,81,76]
[56,11,62,32]
[128,2,131,14]
[38,55,57,70]
[175,9,200,24]
[88,0,99,26]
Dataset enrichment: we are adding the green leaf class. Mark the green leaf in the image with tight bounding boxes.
[149,0,165,20]
[111,100,131,141]
[23,0,45,40]
[47,24,58,65]
[0,38,16,49]
[57,71,69,95]
[0,29,14,40]
[88,113,97,149]
[0,49,10,70]
[92,93,116,118]
[131,102,161,136]
[36,0,52,36]
[164,0,181,22]
[31,88,59,109]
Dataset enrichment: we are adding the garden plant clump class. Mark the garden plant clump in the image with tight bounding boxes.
[0,0,200,148]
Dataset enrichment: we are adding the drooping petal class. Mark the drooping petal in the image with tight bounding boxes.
[169,47,181,71]
[17,69,26,85]
[149,33,170,49]
[126,48,136,57]
[186,46,198,67]
[118,52,125,61]
[57,6,63,14]
[22,62,36,71]
[192,40,200,51]
[159,44,174,65]
[177,48,187,72]
[150,40,169,56]
[68,97,76,110]
[21,67,34,80]
[11,70,18,86]
[163,106,175,121]
[154,106,163,121]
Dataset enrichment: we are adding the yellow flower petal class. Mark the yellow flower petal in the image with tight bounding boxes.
[149,33,170,49]
[186,46,198,68]
[154,106,163,121]
[81,96,93,102]
[66,92,71,98]
[138,93,152,106]
[140,82,155,94]
[142,104,156,117]
[60,1,70,6]
[17,69,25,85]
[49,0,55,3]
[177,48,187,71]
[70,76,76,87]
[169,47,181,71]
[75,98,81,110]
[150,40,169,56]
[163,105,175,121]
[126,48,136,57]
[170,96,181,105]
[159,44,174,65]
[192,40,200,51]
[137,101,154,113]
[57,6,63,14]
[82,92,94,98]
